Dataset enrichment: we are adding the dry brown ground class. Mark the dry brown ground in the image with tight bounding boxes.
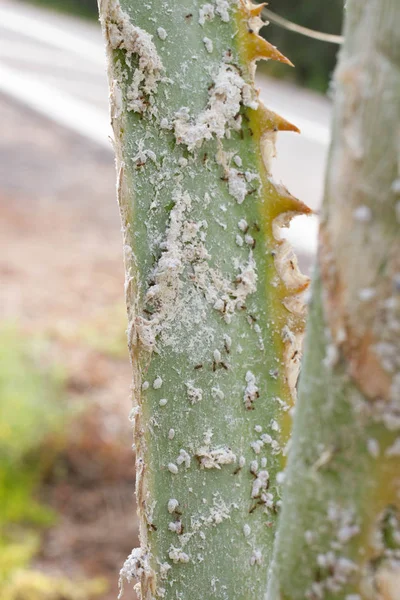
[0,95,138,599]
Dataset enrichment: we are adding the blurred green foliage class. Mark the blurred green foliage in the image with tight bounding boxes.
[0,326,107,598]
[2,571,107,600]
[262,0,344,92]
[0,325,66,581]
[28,0,98,19]
[26,0,343,92]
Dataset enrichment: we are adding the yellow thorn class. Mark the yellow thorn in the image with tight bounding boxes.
[272,183,312,217]
[246,33,294,66]
[248,2,266,17]
[253,104,300,134]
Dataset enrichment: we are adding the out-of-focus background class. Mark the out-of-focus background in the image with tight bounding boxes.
[0,1,341,598]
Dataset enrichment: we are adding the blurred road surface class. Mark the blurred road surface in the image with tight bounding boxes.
[0,0,332,258]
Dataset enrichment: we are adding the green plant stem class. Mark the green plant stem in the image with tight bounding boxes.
[268,1,400,598]
[98,1,309,598]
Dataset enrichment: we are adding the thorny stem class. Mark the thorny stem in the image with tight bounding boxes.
[267,1,400,599]
[98,0,309,598]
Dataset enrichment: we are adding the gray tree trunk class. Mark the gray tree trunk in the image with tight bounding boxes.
[268,1,400,598]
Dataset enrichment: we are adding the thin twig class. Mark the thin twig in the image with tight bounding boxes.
[262,8,343,45]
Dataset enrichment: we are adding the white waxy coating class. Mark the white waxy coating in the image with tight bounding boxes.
[168,547,190,563]
[173,63,258,151]
[244,370,259,409]
[153,376,163,389]
[353,205,372,222]
[104,0,163,115]
[243,524,251,537]
[213,349,222,362]
[238,218,248,232]
[203,37,213,53]
[236,234,244,247]
[176,449,191,468]
[157,27,167,40]
[167,498,179,513]
[198,4,215,26]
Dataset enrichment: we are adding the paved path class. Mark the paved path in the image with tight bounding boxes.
[0,0,332,257]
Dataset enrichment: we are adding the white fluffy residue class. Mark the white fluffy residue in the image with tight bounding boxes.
[309,553,357,598]
[168,520,183,534]
[104,0,163,115]
[176,448,191,468]
[199,0,237,25]
[323,343,339,369]
[215,0,234,22]
[353,204,372,222]
[250,440,262,454]
[168,547,190,563]
[228,169,248,204]
[196,445,236,469]
[144,186,190,338]
[203,494,235,526]
[244,370,259,409]
[392,178,400,194]
[186,382,203,404]
[327,503,360,546]
[281,324,296,344]
[157,27,167,40]
[250,460,258,475]
[198,3,215,26]
[250,549,263,566]
[243,523,251,537]
[211,386,225,400]
[245,234,254,246]
[173,63,258,151]
[119,547,153,599]
[141,184,258,360]
[276,471,285,484]
[367,438,380,458]
[159,562,172,579]
[167,498,179,513]
[153,375,163,389]
[358,287,376,302]
[203,37,214,53]
[213,349,222,362]
[223,333,232,352]
[251,470,269,498]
